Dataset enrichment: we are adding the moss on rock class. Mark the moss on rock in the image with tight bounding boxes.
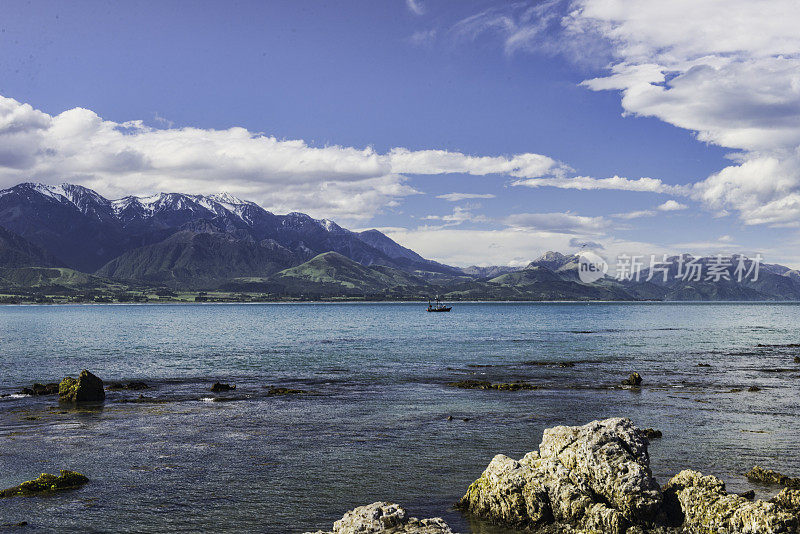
[1,470,88,498]
[58,370,105,403]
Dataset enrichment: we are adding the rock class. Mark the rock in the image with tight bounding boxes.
[20,383,59,396]
[447,415,453,421]
[622,372,643,386]
[107,381,150,391]
[58,370,105,403]
[739,490,756,500]
[447,380,539,391]
[210,382,235,392]
[771,488,800,512]
[266,387,306,396]
[746,466,800,489]
[664,469,798,533]
[304,502,453,534]
[748,386,761,392]
[643,428,663,439]
[794,356,800,364]
[459,418,661,533]
[1,470,88,498]
[697,363,712,367]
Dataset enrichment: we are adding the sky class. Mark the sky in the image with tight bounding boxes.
[1,0,799,267]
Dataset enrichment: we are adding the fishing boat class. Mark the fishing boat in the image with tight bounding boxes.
[426,297,451,312]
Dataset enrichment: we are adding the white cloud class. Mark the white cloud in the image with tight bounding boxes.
[657,200,687,211]
[568,0,800,226]
[436,192,496,202]
[421,205,488,226]
[513,174,681,193]
[0,94,575,220]
[505,212,608,234]
[408,29,436,46]
[389,147,566,178]
[613,210,655,220]
[406,0,425,16]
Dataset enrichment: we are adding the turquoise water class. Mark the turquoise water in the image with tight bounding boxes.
[1,302,799,532]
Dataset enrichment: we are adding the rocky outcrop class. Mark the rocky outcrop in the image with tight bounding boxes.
[459,418,800,533]
[459,418,661,533]
[210,382,235,392]
[58,370,105,402]
[664,470,798,533]
[107,381,149,391]
[1,470,88,498]
[305,502,453,534]
[266,387,307,396]
[746,466,800,489]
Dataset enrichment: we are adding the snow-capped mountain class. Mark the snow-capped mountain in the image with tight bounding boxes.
[0,182,459,276]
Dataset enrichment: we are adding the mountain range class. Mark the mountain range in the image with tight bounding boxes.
[1,182,799,301]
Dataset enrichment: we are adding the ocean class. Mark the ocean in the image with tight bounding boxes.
[1,302,799,532]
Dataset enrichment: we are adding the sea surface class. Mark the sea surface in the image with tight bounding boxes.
[1,302,799,533]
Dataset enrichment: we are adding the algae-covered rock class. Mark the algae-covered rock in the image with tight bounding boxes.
[19,383,59,396]
[1,470,88,498]
[664,469,798,533]
[458,418,660,533]
[447,380,539,391]
[771,488,800,512]
[210,382,235,392]
[539,418,662,523]
[305,502,453,533]
[622,372,643,386]
[58,370,105,402]
[746,466,800,489]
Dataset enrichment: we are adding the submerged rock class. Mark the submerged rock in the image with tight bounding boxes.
[1,470,88,498]
[19,383,59,396]
[266,387,307,396]
[746,466,800,489]
[447,380,539,391]
[459,418,662,533]
[622,372,643,386]
[305,502,453,534]
[58,370,105,403]
[664,469,798,533]
[210,382,235,392]
[794,356,800,364]
[107,381,149,391]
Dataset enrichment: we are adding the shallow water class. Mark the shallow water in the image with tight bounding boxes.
[1,302,799,532]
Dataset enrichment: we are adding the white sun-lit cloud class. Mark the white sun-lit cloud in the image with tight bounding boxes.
[436,192,496,202]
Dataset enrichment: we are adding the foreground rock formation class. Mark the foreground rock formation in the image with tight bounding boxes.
[1,470,88,498]
[305,502,453,534]
[458,418,800,533]
[58,370,105,402]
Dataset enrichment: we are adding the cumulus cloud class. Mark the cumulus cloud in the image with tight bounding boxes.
[657,200,687,211]
[613,210,655,220]
[421,205,489,226]
[0,94,576,220]
[567,0,800,225]
[436,192,496,202]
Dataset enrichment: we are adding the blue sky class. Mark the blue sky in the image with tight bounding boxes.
[1,0,799,266]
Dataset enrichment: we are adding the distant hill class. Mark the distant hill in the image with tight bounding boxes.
[2,183,800,301]
[0,226,62,268]
[223,252,430,297]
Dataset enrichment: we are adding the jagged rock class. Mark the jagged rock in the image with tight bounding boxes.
[305,502,453,533]
[210,382,235,392]
[58,370,105,402]
[459,418,661,533]
[746,466,800,489]
[1,470,88,498]
[740,490,756,500]
[771,489,800,512]
[664,469,798,533]
[622,372,643,386]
